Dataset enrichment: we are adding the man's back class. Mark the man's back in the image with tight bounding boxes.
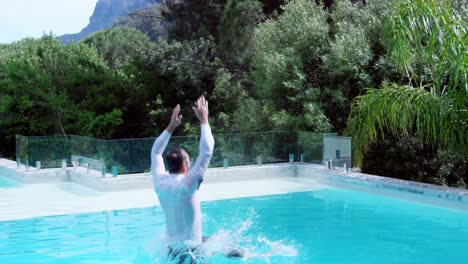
[155,174,203,244]
[149,98,257,262]
[151,99,214,246]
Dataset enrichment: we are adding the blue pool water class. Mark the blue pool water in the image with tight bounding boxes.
[1,188,468,263]
[0,176,20,188]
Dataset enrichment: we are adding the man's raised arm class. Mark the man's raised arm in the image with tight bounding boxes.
[184,96,214,190]
[151,105,183,183]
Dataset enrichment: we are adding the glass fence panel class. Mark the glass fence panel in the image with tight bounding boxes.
[28,136,71,168]
[15,135,29,166]
[105,137,154,174]
[212,132,296,167]
[297,131,323,163]
[323,135,352,168]
[16,131,352,174]
[91,132,298,174]
[70,135,108,172]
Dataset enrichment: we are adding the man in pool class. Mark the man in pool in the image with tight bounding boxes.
[151,96,245,263]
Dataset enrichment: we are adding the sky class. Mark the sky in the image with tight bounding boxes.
[0,0,98,44]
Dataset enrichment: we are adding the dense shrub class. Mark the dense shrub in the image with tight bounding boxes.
[363,136,468,189]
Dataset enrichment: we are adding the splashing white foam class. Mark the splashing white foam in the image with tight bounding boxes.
[268,241,298,257]
[134,209,298,263]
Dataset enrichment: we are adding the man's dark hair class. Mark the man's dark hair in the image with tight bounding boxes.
[166,147,188,173]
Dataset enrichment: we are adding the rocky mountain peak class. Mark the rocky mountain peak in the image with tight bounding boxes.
[60,0,152,43]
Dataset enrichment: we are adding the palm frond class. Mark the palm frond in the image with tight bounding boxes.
[384,0,467,93]
[345,84,467,166]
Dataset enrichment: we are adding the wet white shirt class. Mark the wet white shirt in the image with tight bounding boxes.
[151,124,214,245]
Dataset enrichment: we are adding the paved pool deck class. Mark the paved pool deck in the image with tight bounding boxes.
[0,176,327,221]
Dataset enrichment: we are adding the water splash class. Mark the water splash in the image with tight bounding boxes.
[133,209,298,263]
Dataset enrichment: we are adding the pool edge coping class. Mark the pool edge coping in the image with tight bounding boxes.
[2,158,468,207]
[297,164,468,206]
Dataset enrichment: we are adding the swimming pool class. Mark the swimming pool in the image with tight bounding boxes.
[0,176,20,188]
[1,187,468,263]
[0,164,21,188]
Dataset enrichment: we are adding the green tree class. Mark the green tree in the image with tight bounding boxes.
[82,27,153,69]
[218,0,263,70]
[162,0,226,41]
[253,0,391,132]
[83,27,182,138]
[345,0,467,166]
[0,36,124,156]
[253,0,330,131]
[146,0,269,136]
